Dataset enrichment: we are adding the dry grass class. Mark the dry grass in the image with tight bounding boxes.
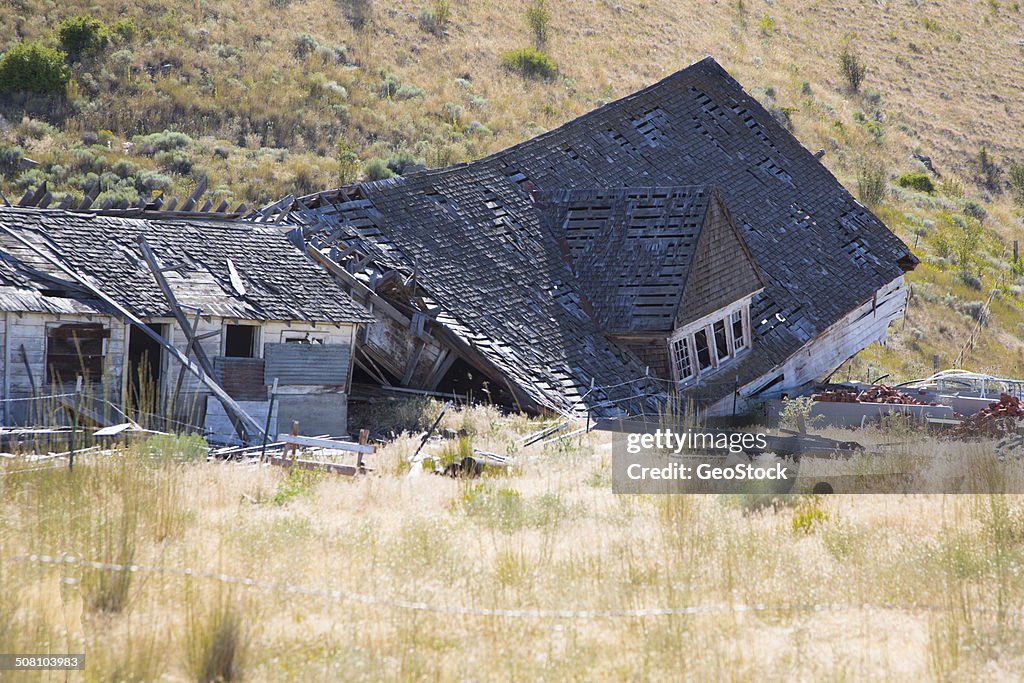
[3,408,1024,680]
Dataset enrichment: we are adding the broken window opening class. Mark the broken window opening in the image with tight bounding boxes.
[713,319,730,362]
[224,324,259,358]
[283,331,326,345]
[693,329,712,371]
[732,310,747,351]
[46,323,107,385]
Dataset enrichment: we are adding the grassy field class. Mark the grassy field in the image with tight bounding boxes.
[3,405,1024,681]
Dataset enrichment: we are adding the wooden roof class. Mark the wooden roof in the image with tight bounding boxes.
[0,207,372,324]
[260,57,917,415]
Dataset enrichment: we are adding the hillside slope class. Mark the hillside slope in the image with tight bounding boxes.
[1,0,1023,381]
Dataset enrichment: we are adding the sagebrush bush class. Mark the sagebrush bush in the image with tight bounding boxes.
[501,48,557,79]
[897,172,935,193]
[0,42,71,94]
[58,16,110,58]
[0,146,23,176]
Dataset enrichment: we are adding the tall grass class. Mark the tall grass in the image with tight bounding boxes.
[2,407,1024,678]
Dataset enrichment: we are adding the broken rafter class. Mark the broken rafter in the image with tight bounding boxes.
[137,236,257,444]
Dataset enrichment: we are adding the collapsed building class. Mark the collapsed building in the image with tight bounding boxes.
[0,57,917,431]
[253,57,917,418]
[0,207,371,440]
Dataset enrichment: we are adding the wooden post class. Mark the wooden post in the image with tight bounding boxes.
[287,420,300,467]
[259,378,279,463]
[357,429,369,470]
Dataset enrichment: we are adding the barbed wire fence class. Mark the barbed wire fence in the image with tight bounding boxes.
[5,552,1022,622]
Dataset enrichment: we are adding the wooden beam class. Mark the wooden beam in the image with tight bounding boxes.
[306,246,408,324]
[401,339,425,386]
[0,222,264,443]
[137,236,253,443]
[276,433,376,454]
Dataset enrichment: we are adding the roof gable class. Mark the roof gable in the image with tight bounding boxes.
[540,186,712,333]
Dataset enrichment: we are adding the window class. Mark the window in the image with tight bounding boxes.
[693,328,712,370]
[672,337,692,380]
[224,324,258,358]
[46,323,108,383]
[713,319,730,362]
[732,310,747,351]
[669,302,753,384]
[283,331,327,345]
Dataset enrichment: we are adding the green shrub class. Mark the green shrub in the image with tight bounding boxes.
[376,71,402,98]
[973,146,1002,193]
[133,130,192,155]
[155,149,193,174]
[857,162,887,205]
[0,42,71,94]
[386,149,424,175]
[962,200,987,224]
[58,16,110,58]
[897,172,935,193]
[0,146,23,176]
[838,44,866,93]
[1010,162,1024,207]
[363,157,395,181]
[758,12,775,36]
[109,18,138,44]
[419,0,452,35]
[336,140,360,184]
[791,497,830,534]
[501,48,557,79]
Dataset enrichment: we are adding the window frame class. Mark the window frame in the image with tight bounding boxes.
[668,300,753,384]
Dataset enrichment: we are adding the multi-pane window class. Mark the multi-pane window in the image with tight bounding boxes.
[672,338,692,380]
[669,304,752,383]
[731,310,746,351]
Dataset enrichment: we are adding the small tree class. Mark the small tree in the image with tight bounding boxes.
[973,146,1002,193]
[526,0,551,49]
[857,162,887,205]
[950,215,983,278]
[336,140,360,185]
[58,16,109,59]
[1009,162,1024,207]
[0,42,71,94]
[838,44,866,93]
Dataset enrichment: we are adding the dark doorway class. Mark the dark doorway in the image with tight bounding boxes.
[225,324,258,358]
[128,323,165,413]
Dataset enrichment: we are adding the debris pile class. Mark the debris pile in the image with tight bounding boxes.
[950,394,1024,438]
[812,385,935,406]
[856,385,936,406]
